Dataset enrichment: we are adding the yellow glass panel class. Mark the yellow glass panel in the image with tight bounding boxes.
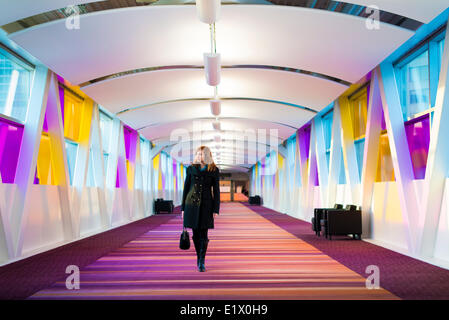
[278,153,284,170]
[375,133,395,182]
[349,89,368,140]
[158,167,162,190]
[126,159,134,189]
[153,154,160,171]
[36,134,56,185]
[64,90,83,141]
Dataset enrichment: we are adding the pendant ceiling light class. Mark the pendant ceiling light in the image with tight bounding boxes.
[196,0,223,147]
[204,53,221,86]
[212,120,221,131]
[196,0,221,24]
[210,99,221,116]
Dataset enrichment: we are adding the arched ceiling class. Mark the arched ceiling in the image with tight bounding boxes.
[2,0,448,172]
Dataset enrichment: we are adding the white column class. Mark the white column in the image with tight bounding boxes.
[360,70,383,238]
[338,96,361,205]
[314,116,329,207]
[378,63,420,254]
[8,66,50,258]
[327,103,342,207]
[89,103,109,228]
[420,21,449,257]
[45,72,73,240]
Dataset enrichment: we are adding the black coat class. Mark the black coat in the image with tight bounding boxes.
[181,164,220,229]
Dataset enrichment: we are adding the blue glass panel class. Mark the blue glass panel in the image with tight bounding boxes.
[396,50,430,120]
[86,149,95,187]
[339,148,346,185]
[354,138,365,180]
[99,110,112,153]
[322,111,333,153]
[0,50,32,122]
[65,140,78,185]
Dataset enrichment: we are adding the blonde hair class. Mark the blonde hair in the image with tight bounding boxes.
[192,145,218,172]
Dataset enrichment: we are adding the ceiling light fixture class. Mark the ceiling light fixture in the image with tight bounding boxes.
[210,99,221,116]
[204,53,221,86]
[212,120,221,131]
[196,0,221,24]
[196,0,223,122]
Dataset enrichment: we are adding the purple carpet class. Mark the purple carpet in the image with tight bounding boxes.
[0,208,178,300]
[243,203,449,300]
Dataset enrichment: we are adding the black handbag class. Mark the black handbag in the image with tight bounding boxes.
[179,227,190,250]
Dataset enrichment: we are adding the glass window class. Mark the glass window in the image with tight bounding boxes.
[349,89,368,140]
[437,38,445,81]
[63,90,84,141]
[354,138,365,179]
[99,110,113,175]
[86,148,96,187]
[36,134,54,185]
[65,140,78,185]
[0,119,24,183]
[322,111,333,152]
[140,137,148,190]
[376,133,395,182]
[322,110,333,169]
[396,49,430,120]
[99,110,112,153]
[405,115,430,179]
[0,50,32,122]
[338,148,346,185]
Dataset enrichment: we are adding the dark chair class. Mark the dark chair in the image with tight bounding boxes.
[154,199,174,214]
[320,204,362,240]
[312,204,343,236]
[249,195,261,205]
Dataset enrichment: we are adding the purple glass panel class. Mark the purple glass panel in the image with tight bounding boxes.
[123,126,132,160]
[34,168,39,184]
[116,165,120,188]
[42,109,49,132]
[405,114,430,179]
[381,107,387,131]
[302,125,311,158]
[0,119,24,183]
[43,80,65,132]
[59,84,64,126]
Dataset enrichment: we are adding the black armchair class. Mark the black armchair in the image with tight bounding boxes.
[249,195,261,205]
[320,204,362,240]
[312,204,343,236]
[154,199,174,214]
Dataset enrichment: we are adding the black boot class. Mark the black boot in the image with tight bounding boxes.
[198,239,209,272]
[192,236,201,268]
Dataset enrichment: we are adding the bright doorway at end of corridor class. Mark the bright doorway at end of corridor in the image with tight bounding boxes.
[219,173,249,202]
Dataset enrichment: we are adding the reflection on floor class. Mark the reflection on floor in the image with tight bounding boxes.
[220,192,248,202]
[29,203,397,300]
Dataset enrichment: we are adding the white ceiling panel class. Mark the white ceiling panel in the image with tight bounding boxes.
[117,99,312,132]
[139,118,295,144]
[82,68,348,114]
[9,5,413,85]
[0,0,104,26]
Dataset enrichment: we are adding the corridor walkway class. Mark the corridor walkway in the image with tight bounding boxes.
[29,203,396,300]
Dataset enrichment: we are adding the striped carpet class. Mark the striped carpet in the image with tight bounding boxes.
[29,202,398,300]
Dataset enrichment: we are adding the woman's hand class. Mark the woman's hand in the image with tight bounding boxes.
[213,213,218,219]
[181,211,184,220]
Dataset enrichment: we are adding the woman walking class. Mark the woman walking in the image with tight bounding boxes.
[181,146,220,272]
